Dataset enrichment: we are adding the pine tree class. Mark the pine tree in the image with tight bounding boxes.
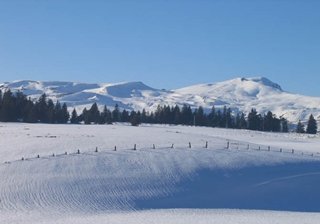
[54,101,62,123]
[263,111,274,132]
[194,106,205,126]
[82,108,90,124]
[181,104,193,125]
[306,114,317,134]
[248,108,261,131]
[100,105,112,124]
[23,100,37,123]
[130,111,141,126]
[121,109,129,122]
[89,102,100,124]
[173,105,181,124]
[281,118,289,133]
[14,91,27,121]
[1,90,16,122]
[141,109,147,123]
[35,93,49,123]
[47,99,55,123]
[296,120,305,133]
[61,103,69,123]
[235,112,247,129]
[70,108,79,124]
[0,89,2,120]
[112,104,121,122]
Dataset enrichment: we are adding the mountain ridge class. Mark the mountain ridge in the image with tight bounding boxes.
[0,77,319,123]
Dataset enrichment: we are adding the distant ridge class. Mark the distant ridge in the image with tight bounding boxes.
[1,77,320,123]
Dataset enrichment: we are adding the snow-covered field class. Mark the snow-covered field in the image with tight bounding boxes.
[1,123,320,223]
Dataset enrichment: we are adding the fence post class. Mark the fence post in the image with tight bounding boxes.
[292,149,294,154]
[189,142,191,148]
[205,141,208,149]
[95,147,98,152]
[247,144,249,150]
[153,144,155,149]
[258,146,260,151]
[114,146,117,151]
[227,141,230,149]
[134,144,136,150]
[280,148,282,153]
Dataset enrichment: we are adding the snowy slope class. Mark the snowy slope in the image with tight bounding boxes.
[1,123,320,223]
[1,77,320,123]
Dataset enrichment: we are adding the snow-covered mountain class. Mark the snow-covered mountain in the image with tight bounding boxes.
[1,77,320,123]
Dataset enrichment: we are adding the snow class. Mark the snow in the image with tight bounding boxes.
[3,209,320,224]
[2,77,320,123]
[1,123,320,223]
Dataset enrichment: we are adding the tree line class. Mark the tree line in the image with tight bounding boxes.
[0,89,317,134]
[0,90,69,123]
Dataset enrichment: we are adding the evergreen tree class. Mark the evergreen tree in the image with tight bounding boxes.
[89,102,100,124]
[306,114,317,134]
[208,106,215,126]
[121,109,130,122]
[61,103,69,123]
[281,118,289,133]
[54,101,62,123]
[1,90,16,122]
[263,111,274,132]
[194,106,206,126]
[47,99,55,123]
[14,91,28,121]
[225,107,233,128]
[248,108,261,130]
[70,108,79,124]
[100,105,112,124]
[0,89,2,120]
[173,105,181,124]
[35,93,49,123]
[112,104,121,122]
[296,120,305,133]
[82,108,90,124]
[235,112,247,129]
[154,105,164,123]
[141,109,147,123]
[130,110,141,126]
[23,100,37,123]
[181,104,193,125]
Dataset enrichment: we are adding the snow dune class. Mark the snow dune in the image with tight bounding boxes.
[1,123,320,223]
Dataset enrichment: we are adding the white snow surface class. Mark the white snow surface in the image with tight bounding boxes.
[1,123,320,223]
[1,77,320,123]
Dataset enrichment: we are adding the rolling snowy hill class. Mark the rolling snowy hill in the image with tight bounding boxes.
[1,77,320,123]
[1,123,320,223]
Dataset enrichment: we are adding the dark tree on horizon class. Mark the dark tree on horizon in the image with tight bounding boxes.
[306,114,317,134]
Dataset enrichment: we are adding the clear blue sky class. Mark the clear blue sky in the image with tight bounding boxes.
[0,0,319,95]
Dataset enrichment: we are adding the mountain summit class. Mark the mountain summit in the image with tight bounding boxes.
[0,77,319,123]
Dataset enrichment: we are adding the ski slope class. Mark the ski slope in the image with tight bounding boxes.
[1,123,320,223]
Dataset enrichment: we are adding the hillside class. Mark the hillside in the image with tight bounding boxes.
[1,77,320,123]
[1,123,320,223]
